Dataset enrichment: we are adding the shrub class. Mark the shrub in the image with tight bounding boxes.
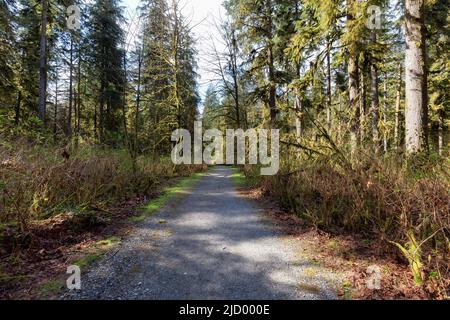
[0,140,203,231]
[247,153,450,298]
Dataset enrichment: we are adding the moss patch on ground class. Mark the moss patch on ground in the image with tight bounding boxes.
[65,236,122,278]
[38,278,66,298]
[95,236,121,250]
[72,252,104,269]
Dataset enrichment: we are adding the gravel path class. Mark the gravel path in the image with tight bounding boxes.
[65,166,339,300]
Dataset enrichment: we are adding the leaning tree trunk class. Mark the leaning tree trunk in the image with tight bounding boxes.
[37,0,48,123]
[405,0,428,154]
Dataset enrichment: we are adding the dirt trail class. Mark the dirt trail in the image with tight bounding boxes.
[66,166,339,299]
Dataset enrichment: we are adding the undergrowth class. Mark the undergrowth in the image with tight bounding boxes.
[242,151,450,299]
[0,139,205,241]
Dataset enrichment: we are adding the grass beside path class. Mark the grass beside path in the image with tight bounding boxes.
[230,167,247,187]
[129,171,208,223]
[230,166,261,188]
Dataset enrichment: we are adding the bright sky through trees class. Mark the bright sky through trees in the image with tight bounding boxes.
[124,0,225,111]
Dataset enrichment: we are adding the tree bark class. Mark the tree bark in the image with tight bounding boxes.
[359,65,367,143]
[383,72,388,153]
[394,65,402,150]
[94,104,98,139]
[326,37,332,130]
[295,90,303,139]
[77,48,82,140]
[37,0,48,123]
[349,55,360,155]
[135,49,143,159]
[14,90,21,126]
[370,33,380,153]
[231,28,241,128]
[67,37,74,136]
[54,76,58,142]
[405,0,428,153]
[266,0,277,125]
[438,108,444,156]
[99,80,105,142]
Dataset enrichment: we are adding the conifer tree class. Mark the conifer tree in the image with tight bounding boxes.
[86,0,126,144]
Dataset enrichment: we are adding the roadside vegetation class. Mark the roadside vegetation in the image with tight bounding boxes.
[240,151,449,299]
[0,138,205,298]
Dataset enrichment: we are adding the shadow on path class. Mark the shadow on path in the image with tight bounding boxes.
[67,166,338,300]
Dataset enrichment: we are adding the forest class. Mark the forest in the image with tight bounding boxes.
[0,0,449,300]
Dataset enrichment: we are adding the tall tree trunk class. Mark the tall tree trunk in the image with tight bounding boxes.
[359,66,367,143]
[121,54,131,169]
[67,37,74,137]
[383,72,388,153]
[294,62,303,139]
[349,55,360,156]
[14,90,21,126]
[405,0,428,153]
[267,44,277,125]
[394,65,402,150]
[326,37,332,130]
[338,93,343,141]
[266,0,277,125]
[99,81,105,142]
[438,108,444,156]
[54,76,58,142]
[295,91,303,139]
[370,33,380,153]
[231,28,241,128]
[38,0,48,122]
[77,49,82,140]
[94,104,98,139]
[347,0,360,154]
[134,49,143,163]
